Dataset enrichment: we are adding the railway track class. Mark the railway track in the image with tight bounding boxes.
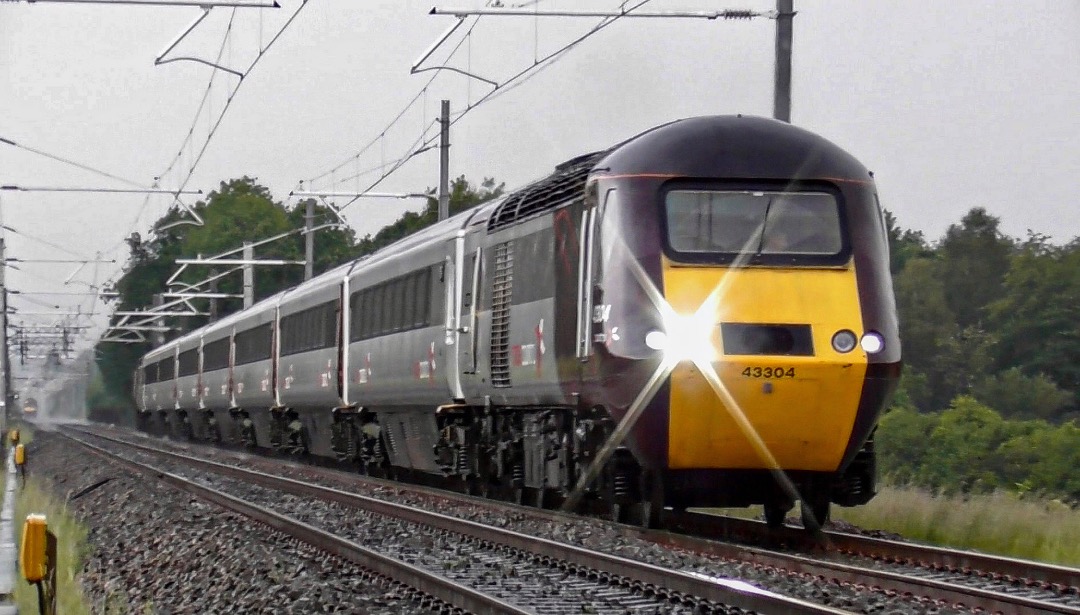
[60,426,844,615]
[65,424,1080,614]
[668,512,1080,611]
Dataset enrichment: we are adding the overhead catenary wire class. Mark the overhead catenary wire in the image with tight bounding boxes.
[336,0,653,213]
[178,0,310,196]
[0,136,147,189]
[160,1,310,202]
[2,224,93,260]
[303,15,484,190]
[156,8,240,183]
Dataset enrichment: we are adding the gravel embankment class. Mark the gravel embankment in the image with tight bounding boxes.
[25,429,441,615]
[103,429,956,615]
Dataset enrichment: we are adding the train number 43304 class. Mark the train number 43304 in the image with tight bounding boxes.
[742,366,796,378]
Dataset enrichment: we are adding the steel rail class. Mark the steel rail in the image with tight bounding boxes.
[68,427,847,615]
[671,511,1080,592]
[646,525,1080,615]
[74,425,1080,614]
[65,433,532,615]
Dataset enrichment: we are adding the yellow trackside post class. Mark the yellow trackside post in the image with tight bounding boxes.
[20,515,47,583]
[20,514,57,615]
[7,429,18,446]
[13,444,25,488]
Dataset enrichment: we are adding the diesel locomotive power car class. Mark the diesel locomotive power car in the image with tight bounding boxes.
[135,115,901,528]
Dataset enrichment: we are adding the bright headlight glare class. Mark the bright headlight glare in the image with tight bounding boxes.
[831,330,857,353]
[644,330,668,351]
[860,331,885,354]
[659,314,717,362]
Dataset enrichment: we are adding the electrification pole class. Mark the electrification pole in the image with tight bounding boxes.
[438,100,451,222]
[242,241,254,309]
[304,199,314,281]
[152,293,165,346]
[0,236,7,434]
[773,0,794,122]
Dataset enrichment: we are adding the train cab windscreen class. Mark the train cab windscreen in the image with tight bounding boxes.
[663,189,848,265]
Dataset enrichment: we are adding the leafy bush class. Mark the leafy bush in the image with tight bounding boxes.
[877,395,1080,504]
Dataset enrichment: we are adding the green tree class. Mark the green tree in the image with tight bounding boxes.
[1026,422,1080,502]
[918,396,1012,493]
[987,234,1080,409]
[93,175,502,413]
[937,207,1014,329]
[883,209,931,274]
[877,405,939,485]
[993,420,1055,493]
[973,367,1072,421]
[286,199,362,279]
[893,257,954,371]
[95,178,358,408]
[358,176,504,254]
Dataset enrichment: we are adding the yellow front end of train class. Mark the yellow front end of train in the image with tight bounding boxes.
[662,262,868,472]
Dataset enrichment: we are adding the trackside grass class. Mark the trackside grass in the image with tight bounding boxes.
[831,486,1080,567]
[14,478,91,615]
[705,486,1080,567]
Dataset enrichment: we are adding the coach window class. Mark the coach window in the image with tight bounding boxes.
[401,275,416,330]
[159,357,175,381]
[324,301,338,346]
[397,277,409,331]
[349,292,362,342]
[235,323,272,365]
[178,349,198,377]
[360,289,374,338]
[415,269,431,327]
[204,338,230,371]
[378,283,391,335]
[387,280,400,332]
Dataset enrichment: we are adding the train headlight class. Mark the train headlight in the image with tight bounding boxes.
[831,330,857,353]
[860,331,885,354]
[650,314,717,362]
[644,331,668,351]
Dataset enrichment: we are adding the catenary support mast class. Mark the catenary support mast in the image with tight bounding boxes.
[773,0,794,122]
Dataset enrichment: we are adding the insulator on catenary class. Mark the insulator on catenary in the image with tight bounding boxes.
[720,10,756,20]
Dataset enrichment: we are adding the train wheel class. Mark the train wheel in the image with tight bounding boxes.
[764,502,791,529]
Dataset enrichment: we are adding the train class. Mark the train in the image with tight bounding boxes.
[134,115,901,529]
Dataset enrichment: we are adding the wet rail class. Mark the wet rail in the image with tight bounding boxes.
[67,433,534,615]
[62,427,845,615]
[668,511,1080,613]
[66,424,1080,614]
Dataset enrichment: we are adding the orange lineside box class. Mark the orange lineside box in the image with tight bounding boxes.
[14,443,25,466]
[20,514,47,583]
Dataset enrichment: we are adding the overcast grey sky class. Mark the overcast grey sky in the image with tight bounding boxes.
[1,0,1078,359]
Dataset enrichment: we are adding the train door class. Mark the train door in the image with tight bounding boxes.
[338,278,349,406]
[442,234,465,400]
[457,225,486,397]
[575,197,600,363]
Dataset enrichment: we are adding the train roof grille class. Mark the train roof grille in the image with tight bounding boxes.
[487,149,609,232]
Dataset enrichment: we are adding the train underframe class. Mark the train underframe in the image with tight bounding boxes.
[138,403,876,530]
